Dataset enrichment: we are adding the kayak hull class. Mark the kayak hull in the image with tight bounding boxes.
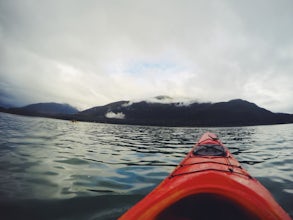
[119,132,290,220]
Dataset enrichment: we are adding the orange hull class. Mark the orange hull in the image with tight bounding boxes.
[119,132,290,220]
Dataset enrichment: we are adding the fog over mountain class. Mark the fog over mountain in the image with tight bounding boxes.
[74,97,293,126]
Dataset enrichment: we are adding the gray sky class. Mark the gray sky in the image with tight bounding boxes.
[1,0,293,112]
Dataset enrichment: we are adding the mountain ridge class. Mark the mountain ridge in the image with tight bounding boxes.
[74,98,293,127]
[1,102,78,117]
[1,98,293,127]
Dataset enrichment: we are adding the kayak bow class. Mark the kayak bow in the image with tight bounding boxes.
[119,132,290,220]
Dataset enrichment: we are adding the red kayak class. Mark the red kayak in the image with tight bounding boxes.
[119,132,290,220]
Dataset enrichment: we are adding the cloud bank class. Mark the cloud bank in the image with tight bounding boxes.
[0,0,292,113]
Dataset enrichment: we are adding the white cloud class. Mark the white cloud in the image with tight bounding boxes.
[105,111,125,119]
[126,96,200,106]
[0,0,292,113]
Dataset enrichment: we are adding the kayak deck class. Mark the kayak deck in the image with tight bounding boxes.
[119,132,291,220]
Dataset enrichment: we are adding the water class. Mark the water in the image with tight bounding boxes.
[0,112,292,219]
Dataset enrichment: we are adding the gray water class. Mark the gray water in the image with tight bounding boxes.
[0,112,292,219]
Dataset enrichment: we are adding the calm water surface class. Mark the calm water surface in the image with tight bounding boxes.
[0,112,292,219]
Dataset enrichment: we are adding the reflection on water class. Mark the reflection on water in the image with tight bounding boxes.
[0,112,292,219]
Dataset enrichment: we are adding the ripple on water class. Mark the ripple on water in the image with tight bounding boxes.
[0,113,292,219]
[55,158,89,165]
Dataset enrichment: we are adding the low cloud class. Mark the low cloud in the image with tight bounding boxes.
[105,111,125,119]
[125,96,201,107]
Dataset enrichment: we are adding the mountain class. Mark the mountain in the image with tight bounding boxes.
[23,103,78,114]
[2,102,78,117]
[75,98,293,126]
[1,98,293,127]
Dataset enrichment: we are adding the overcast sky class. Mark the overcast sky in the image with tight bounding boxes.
[1,0,292,112]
